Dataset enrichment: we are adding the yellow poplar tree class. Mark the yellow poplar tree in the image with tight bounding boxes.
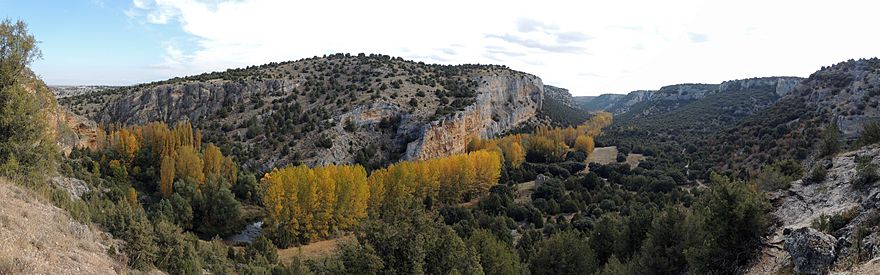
[175,145,205,184]
[574,135,595,155]
[159,155,175,197]
[203,143,223,182]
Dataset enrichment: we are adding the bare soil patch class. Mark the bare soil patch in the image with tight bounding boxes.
[587,146,618,165]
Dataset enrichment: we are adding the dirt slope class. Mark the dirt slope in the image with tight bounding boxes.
[0,180,126,274]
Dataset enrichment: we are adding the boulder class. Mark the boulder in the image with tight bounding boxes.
[784,227,837,274]
[49,176,90,200]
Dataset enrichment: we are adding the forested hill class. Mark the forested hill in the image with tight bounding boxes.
[60,54,552,171]
[599,58,880,179]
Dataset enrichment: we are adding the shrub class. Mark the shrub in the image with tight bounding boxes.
[315,134,333,149]
[858,121,880,146]
[805,164,828,184]
[854,157,878,188]
[811,208,859,234]
[819,124,841,157]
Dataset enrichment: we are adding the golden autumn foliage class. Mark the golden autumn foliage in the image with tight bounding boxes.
[368,150,502,213]
[468,112,612,164]
[159,155,175,197]
[127,187,138,205]
[574,135,595,155]
[175,145,205,184]
[203,143,223,181]
[499,140,525,168]
[263,164,370,241]
[94,121,238,193]
[262,150,502,242]
[469,135,525,168]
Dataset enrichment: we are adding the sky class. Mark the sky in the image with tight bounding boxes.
[2,0,879,96]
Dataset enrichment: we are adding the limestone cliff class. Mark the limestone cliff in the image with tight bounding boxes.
[97,79,290,125]
[68,54,544,169]
[404,74,542,160]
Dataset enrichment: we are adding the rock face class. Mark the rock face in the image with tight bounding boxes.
[404,74,542,160]
[543,85,576,109]
[98,79,290,125]
[49,176,91,200]
[784,227,837,274]
[791,58,880,140]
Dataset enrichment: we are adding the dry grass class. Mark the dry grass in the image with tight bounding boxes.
[587,146,618,165]
[277,235,355,265]
[514,181,536,204]
[626,153,646,168]
[0,180,127,274]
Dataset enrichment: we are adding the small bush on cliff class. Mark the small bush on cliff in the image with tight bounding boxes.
[858,121,880,146]
[854,156,878,188]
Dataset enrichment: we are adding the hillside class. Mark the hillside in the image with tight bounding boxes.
[748,144,880,274]
[578,77,801,117]
[0,180,126,274]
[599,59,880,179]
[61,54,545,170]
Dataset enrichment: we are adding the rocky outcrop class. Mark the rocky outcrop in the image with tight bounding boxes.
[543,85,576,109]
[404,74,542,160]
[784,227,837,274]
[719,77,801,97]
[49,176,90,200]
[789,58,880,140]
[98,79,291,125]
[747,144,880,274]
[48,108,97,153]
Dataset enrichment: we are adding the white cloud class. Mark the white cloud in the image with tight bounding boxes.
[127,0,880,96]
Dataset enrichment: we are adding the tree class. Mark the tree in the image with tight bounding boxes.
[175,145,205,184]
[154,220,201,274]
[524,136,567,163]
[203,143,223,182]
[160,155,175,196]
[0,19,40,88]
[0,19,58,181]
[357,209,483,274]
[574,135,595,156]
[634,206,690,275]
[530,230,597,275]
[244,235,278,265]
[591,214,625,265]
[498,139,524,168]
[195,181,242,237]
[105,200,158,270]
[685,173,770,274]
[338,240,385,274]
[467,229,521,275]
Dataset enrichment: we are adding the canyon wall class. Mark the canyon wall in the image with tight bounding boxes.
[404,73,543,160]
